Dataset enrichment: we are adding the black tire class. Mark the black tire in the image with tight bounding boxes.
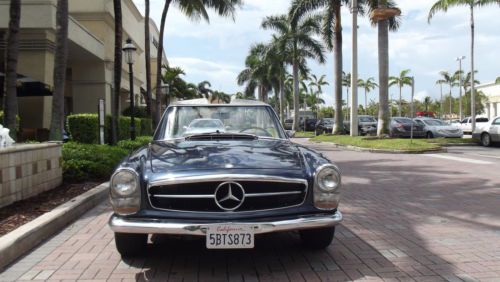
[426,132,434,139]
[115,233,148,257]
[481,133,492,147]
[300,227,335,249]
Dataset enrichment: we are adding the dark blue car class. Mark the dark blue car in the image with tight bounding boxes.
[108,99,343,257]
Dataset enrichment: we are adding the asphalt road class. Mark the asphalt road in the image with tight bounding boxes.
[1,140,499,281]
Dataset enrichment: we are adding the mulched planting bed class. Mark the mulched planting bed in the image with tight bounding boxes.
[0,182,99,236]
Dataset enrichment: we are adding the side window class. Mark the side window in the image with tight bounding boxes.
[461,118,468,124]
[493,118,500,125]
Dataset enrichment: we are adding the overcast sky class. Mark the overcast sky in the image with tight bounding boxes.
[133,0,499,106]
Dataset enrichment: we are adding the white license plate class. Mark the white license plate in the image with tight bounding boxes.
[206,224,254,249]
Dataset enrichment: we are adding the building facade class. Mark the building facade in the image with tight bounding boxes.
[477,82,500,120]
[0,0,166,140]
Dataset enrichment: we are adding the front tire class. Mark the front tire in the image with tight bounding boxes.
[481,133,492,147]
[300,227,335,249]
[115,233,148,257]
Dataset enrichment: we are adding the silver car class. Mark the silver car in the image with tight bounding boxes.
[472,116,500,147]
[414,118,464,139]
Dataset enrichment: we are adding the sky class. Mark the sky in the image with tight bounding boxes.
[132,0,500,107]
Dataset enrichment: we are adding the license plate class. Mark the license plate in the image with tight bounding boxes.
[206,224,254,249]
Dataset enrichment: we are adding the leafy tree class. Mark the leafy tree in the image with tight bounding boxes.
[197,80,213,99]
[438,71,456,117]
[389,69,412,117]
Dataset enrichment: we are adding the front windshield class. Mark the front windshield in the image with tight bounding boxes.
[359,117,376,122]
[423,119,447,126]
[159,106,285,139]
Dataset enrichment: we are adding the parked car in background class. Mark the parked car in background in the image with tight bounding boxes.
[389,117,426,138]
[109,99,343,257]
[472,116,500,147]
[315,118,334,135]
[416,111,436,118]
[448,119,462,127]
[414,118,464,139]
[459,117,489,135]
[344,115,378,136]
[184,119,226,135]
[284,119,293,130]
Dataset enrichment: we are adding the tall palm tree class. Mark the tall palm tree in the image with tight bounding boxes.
[111,0,122,145]
[308,74,329,119]
[144,0,153,118]
[496,77,500,84]
[423,96,432,112]
[389,69,412,117]
[365,0,401,136]
[262,13,326,131]
[342,72,351,121]
[3,0,21,140]
[49,0,69,141]
[359,77,378,114]
[439,71,456,118]
[154,0,243,124]
[291,0,351,134]
[435,77,447,118]
[461,71,480,116]
[198,81,213,99]
[265,39,291,123]
[428,0,500,130]
[237,43,272,102]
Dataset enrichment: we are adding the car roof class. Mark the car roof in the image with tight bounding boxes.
[170,98,269,106]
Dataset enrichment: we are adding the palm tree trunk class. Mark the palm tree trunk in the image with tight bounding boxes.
[470,5,476,132]
[279,77,285,125]
[345,87,349,121]
[155,0,172,126]
[440,83,443,119]
[4,0,21,140]
[49,0,69,141]
[333,2,343,135]
[398,85,402,117]
[365,89,368,115]
[377,4,390,136]
[144,0,152,118]
[449,85,452,118]
[112,0,122,145]
[292,62,300,131]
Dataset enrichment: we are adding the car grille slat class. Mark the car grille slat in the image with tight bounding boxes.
[148,180,307,213]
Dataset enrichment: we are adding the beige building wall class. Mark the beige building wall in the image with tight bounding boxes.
[477,82,500,120]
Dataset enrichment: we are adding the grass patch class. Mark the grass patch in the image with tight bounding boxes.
[311,135,441,152]
[295,131,316,138]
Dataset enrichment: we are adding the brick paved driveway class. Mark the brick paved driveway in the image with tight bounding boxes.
[1,141,499,281]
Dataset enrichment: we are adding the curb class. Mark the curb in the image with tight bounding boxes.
[0,182,109,270]
[311,141,447,154]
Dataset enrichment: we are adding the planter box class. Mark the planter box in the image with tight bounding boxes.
[0,143,62,208]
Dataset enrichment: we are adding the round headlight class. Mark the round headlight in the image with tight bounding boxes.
[316,165,341,192]
[111,170,138,197]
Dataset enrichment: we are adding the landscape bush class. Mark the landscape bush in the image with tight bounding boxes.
[0,111,21,130]
[117,136,152,151]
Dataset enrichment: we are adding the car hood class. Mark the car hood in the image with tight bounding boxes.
[148,139,303,173]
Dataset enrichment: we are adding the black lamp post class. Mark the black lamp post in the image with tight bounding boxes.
[123,38,137,140]
[161,83,170,107]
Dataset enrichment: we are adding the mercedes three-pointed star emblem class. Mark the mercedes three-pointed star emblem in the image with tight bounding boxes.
[214,182,245,211]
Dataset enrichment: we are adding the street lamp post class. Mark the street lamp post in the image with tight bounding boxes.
[123,38,137,141]
[456,56,466,120]
[350,0,359,136]
[161,83,170,108]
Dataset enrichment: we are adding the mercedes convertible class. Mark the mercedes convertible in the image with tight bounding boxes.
[108,99,343,257]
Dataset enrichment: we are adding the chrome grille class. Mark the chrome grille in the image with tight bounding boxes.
[147,175,307,213]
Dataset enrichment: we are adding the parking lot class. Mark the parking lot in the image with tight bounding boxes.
[1,141,499,281]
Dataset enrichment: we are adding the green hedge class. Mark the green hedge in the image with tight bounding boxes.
[62,142,128,182]
[0,111,21,130]
[67,113,151,144]
[117,136,152,151]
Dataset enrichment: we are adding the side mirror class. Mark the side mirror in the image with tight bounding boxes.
[285,130,295,138]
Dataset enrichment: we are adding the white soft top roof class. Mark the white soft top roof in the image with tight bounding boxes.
[171,99,269,106]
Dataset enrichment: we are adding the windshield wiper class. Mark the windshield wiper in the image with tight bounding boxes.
[184,132,259,141]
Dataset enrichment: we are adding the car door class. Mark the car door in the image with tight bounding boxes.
[491,118,500,141]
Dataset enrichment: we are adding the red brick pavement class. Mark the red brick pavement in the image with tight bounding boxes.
[1,143,499,281]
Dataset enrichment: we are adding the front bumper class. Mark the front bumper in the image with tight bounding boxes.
[109,211,343,236]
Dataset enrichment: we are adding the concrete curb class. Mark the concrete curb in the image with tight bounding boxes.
[311,141,447,154]
[0,182,109,270]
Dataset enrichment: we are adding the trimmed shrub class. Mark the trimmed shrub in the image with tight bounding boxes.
[105,116,142,143]
[0,111,21,130]
[67,114,99,144]
[117,136,152,152]
[62,142,128,182]
[140,118,153,136]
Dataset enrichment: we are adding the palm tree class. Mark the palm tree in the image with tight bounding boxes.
[237,43,272,102]
[428,0,500,131]
[210,91,231,104]
[111,0,122,145]
[435,77,447,118]
[154,0,243,125]
[423,96,432,112]
[198,81,213,99]
[496,77,500,84]
[262,13,326,131]
[342,72,351,121]
[439,71,456,118]
[308,74,329,119]
[265,39,291,123]
[461,71,480,116]
[365,0,401,136]
[359,77,378,114]
[389,69,412,117]
[49,0,69,141]
[291,0,351,134]
[3,0,21,140]
[144,0,153,118]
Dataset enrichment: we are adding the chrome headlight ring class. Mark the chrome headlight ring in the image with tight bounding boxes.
[110,168,141,215]
[313,164,342,211]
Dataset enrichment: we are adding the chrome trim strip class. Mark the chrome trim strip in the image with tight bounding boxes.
[245,191,303,197]
[151,190,303,199]
[109,211,342,236]
[147,174,308,213]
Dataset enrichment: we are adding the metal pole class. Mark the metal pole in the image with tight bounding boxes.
[350,0,359,136]
[129,63,136,140]
[410,77,415,143]
[457,57,464,120]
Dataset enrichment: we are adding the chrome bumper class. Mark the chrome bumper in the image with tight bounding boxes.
[109,211,343,236]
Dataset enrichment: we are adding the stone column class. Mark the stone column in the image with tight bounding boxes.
[494,103,498,118]
[486,103,490,120]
